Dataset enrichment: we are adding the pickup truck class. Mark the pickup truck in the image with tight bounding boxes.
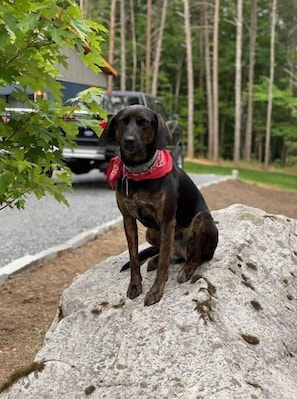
[62,91,184,175]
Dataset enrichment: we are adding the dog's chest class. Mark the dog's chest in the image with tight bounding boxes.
[119,191,164,227]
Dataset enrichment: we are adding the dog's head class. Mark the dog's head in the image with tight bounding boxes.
[99,105,171,164]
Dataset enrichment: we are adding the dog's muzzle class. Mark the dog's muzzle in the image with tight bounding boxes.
[122,135,140,153]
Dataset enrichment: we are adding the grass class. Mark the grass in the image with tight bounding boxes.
[184,159,297,192]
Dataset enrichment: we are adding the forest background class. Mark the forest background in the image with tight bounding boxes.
[82,0,297,168]
[1,0,296,211]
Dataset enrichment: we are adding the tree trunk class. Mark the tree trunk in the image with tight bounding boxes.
[264,0,277,167]
[145,0,152,93]
[203,1,214,160]
[199,4,205,157]
[234,0,243,163]
[120,0,126,90]
[151,0,168,97]
[183,0,194,158]
[130,0,137,91]
[244,0,258,161]
[174,57,183,113]
[108,0,116,92]
[140,61,145,92]
[212,0,220,161]
[289,25,297,90]
[79,0,91,18]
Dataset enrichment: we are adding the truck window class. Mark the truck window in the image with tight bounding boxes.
[102,94,142,115]
[145,95,155,110]
[154,100,169,120]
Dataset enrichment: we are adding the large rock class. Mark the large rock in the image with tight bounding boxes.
[1,204,297,399]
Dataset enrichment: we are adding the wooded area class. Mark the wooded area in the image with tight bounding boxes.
[83,0,297,166]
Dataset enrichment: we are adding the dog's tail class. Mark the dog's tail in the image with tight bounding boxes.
[120,246,159,272]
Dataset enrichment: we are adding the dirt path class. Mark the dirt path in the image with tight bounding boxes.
[1,179,297,387]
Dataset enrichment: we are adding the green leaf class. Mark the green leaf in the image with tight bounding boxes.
[0,0,106,210]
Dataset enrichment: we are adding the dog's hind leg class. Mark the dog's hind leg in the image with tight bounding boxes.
[147,254,159,271]
[177,212,218,283]
[120,228,161,273]
[146,228,160,272]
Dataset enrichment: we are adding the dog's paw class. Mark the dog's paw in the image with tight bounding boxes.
[144,289,163,306]
[127,282,142,299]
[177,264,195,283]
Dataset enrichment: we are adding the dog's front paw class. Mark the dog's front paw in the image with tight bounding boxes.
[144,289,163,306]
[127,281,142,299]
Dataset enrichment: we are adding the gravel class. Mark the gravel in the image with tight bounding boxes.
[0,171,230,268]
[0,172,120,267]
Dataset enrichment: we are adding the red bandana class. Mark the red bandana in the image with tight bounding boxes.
[106,149,173,190]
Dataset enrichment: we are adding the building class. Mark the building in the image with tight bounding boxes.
[0,47,117,107]
[56,46,117,102]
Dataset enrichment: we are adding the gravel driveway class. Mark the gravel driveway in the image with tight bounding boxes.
[0,171,229,268]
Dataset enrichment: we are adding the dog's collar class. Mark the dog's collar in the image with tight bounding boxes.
[123,150,158,174]
[106,149,173,190]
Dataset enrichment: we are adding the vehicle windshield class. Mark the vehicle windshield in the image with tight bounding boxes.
[102,95,141,115]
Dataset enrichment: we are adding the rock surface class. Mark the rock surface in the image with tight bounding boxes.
[1,204,297,399]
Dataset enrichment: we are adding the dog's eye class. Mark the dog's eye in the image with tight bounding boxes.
[118,118,129,127]
[137,117,151,128]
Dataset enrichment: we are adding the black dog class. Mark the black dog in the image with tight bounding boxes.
[99,105,218,306]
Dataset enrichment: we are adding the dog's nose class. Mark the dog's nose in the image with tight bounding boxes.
[124,135,136,145]
[122,133,140,153]
[123,135,138,152]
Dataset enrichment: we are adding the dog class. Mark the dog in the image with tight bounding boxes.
[99,105,218,306]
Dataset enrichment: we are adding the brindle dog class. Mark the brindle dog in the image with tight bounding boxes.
[99,105,218,306]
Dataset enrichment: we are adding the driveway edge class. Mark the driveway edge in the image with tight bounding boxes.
[0,217,123,285]
[0,174,236,285]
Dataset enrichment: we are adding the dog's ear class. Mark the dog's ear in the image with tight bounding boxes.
[98,115,117,145]
[155,114,172,149]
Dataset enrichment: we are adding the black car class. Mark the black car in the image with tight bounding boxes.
[62,91,184,175]
[62,110,109,175]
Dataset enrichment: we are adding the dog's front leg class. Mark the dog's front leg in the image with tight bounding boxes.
[144,219,175,306]
[123,215,142,299]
